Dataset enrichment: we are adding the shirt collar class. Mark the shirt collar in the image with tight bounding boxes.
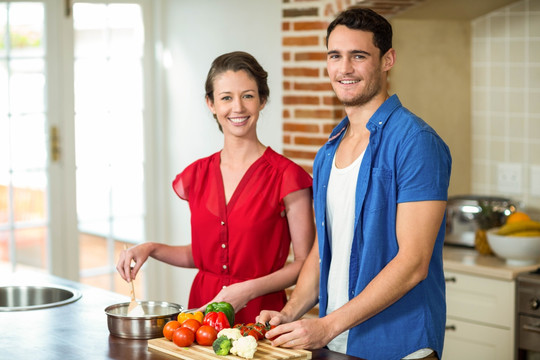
[327,94,402,141]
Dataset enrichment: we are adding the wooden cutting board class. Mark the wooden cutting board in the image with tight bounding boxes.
[148,337,312,360]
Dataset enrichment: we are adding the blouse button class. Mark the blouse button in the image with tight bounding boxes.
[221,221,225,226]
[222,285,227,289]
[222,265,227,270]
[221,243,226,248]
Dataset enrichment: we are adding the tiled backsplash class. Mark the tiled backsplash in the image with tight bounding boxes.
[471,0,540,210]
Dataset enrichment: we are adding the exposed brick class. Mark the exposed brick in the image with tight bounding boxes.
[295,109,333,119]
[295,52,326,61]
[283,149,318,160]
[283,95,320,105]
[283,81,291,90]
[283,52,291,61]
[283,109,291,118]
[283,134,292,144]
[282,22,291,31]
[323,96,342,106]
[293,21,328,31]
[293,82,333,91]
[283,36,319,46]
[283,122,320,133]
[295,136,328,146]
[323,123,339,134]
[283,7,318,18]
[283,67,319,77]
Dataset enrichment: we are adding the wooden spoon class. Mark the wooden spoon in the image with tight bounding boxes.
[124,244,144,316]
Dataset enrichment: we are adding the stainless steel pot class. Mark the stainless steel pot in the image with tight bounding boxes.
[445,195,517,247]
[104,301,183,339]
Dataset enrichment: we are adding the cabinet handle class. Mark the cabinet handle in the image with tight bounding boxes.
[445,325,456,331]
[523,324,540,333]
[445,277,456,283]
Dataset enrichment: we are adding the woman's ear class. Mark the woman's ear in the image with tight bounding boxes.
[205,96,216,116]
[259,98,267,112]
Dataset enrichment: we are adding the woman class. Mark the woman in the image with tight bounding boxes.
[117,51,315,324]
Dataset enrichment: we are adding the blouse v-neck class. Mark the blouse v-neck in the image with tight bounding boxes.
[215,147,269,210]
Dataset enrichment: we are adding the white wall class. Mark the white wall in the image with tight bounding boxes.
[155,0,282,306]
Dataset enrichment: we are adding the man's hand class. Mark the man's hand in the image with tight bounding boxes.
[264,317,333,350]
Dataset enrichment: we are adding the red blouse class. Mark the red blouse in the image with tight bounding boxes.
[172,147,312,324]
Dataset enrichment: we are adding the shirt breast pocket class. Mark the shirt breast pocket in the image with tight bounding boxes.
[364,168,393,213]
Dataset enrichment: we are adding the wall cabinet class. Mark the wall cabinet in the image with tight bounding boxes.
[444,270,515,360]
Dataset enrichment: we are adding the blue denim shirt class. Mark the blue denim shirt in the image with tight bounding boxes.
[313,95,452,360]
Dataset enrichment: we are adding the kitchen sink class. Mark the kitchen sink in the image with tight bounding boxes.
[0,285,82,311]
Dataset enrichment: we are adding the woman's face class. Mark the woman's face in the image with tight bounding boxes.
[206,70,266,138]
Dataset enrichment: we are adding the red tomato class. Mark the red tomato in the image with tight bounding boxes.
[173,327,195,347]
[182,318,201,334]
[163,320,181,341]
[195,325,218,346]
[247,329,263,341]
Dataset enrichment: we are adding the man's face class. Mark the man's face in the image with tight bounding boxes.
[326,25,387,107]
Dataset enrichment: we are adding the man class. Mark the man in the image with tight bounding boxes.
[258,7,451,360]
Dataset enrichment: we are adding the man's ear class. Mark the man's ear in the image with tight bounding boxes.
[382,48,396,71]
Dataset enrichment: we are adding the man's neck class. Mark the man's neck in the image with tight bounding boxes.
[345,92,390,129]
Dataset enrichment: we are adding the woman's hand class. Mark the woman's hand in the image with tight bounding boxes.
[116,243,153,282]
[201,280,255,315]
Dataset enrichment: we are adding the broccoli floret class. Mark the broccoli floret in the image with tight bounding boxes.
[213,335,233,356]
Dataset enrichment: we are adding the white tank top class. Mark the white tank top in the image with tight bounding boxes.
[325,150,364,353]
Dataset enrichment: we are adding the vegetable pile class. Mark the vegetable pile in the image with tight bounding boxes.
[161,301,274,359]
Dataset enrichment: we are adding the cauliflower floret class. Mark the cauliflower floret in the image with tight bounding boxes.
[230,335,258,359]
[217,328,242,341]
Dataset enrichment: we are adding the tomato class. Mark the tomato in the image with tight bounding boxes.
[247,329,263,341]
[195,325,218,346]
[253,323,267,336]
[163,320,181,341]
[173,327,195,347]
[182,318,201,334]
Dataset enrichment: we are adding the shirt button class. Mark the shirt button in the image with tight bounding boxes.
[221,221,225,225]
[222,265,227,270]
[379,121,382,125]
[221,243,226,248]
[321,221,325,226]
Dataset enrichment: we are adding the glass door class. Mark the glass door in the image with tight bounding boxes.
[0,0,151,298]
[72,1,147,294]
[0,1,49,274]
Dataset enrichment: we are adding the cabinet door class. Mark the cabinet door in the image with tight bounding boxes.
[445,271,514,328]
[444,317,513,360]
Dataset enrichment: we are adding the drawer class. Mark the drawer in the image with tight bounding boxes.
[445,271,514,328]
[444,317,514,360]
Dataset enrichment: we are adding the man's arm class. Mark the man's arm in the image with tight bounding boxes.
[265,200,446,349]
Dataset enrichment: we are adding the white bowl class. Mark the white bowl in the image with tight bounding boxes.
[486,228,540,266]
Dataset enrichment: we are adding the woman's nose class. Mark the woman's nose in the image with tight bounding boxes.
[232,97,244,112]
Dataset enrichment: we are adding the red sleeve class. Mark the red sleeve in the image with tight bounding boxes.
[279,162,312,202]
[172,162,197,201]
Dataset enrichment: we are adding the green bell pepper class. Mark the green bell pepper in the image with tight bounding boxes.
[205,301,235,327]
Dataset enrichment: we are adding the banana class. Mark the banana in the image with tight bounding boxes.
[496,220,540,235]
[507,230,540,237]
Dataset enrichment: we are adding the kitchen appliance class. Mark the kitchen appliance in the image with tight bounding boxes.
[445,195,517,247]
[517,269,540,359]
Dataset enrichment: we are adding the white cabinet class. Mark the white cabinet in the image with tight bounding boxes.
[444,270,516,360]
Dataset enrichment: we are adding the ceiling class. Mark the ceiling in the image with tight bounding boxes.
[356,0,519,20]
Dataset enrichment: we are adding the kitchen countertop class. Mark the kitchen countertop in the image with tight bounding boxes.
[443,245,540,280]
[0,270,363,360]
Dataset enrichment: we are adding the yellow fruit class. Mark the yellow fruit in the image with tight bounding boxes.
[496,220,540,235]
[506,212,531,224]
[474,229,493,255]
[508,230,540,237]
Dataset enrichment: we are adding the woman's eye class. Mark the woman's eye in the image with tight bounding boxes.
[243,94,254,99]
[221,96,232,101]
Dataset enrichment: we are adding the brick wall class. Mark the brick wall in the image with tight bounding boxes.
[280,0,425,173]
